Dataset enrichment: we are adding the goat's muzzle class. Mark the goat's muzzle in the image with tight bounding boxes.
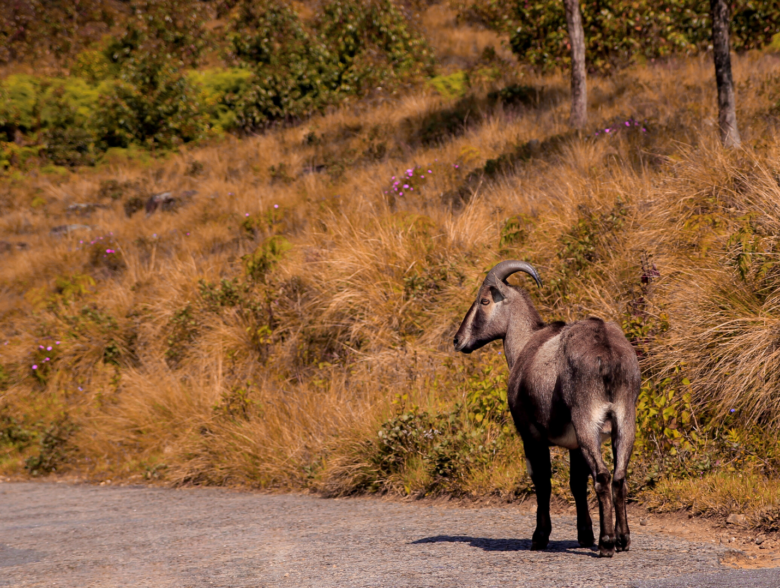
[453,335,471,353]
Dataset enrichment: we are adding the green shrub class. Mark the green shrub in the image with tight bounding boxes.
[316,0,435,96]
[93,55,205,149]
[229,0,434,131]
[243,235,293,282]
[0,365,9,391]
[103,0,207,70]
[229,0,338,129]
[70,49,114,83]
[188,68,254,132]
[166,304,198,367]
[0,1,435,167]
[0,75,39,139]
[24,419,76,476]
[428,71,469,100]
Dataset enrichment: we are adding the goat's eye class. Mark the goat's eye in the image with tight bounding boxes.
[480,299,490,306]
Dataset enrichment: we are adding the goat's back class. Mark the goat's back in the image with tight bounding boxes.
[559,317,640,407]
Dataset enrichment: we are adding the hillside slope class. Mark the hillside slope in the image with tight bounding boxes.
[2,3,780,530]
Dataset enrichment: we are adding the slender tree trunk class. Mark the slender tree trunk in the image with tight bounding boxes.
[564,0,587,128]
[710,0,741,147]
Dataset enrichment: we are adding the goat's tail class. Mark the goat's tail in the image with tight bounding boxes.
[563,318,640,477]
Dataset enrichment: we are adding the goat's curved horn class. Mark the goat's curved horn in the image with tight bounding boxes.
[487,260,543,288]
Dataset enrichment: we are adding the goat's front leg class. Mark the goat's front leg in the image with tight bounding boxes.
[569,448,594,547]
[525,444,552,550]
[577,436,615,557]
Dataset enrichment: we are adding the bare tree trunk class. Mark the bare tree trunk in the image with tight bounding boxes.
[564,0,587,128]
[710,0,741,147]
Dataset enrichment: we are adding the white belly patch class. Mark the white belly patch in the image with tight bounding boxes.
[549,422,613,449]
[549,424,578,449]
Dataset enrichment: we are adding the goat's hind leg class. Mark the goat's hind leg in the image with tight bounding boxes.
[525,443,552,550]
[576,432,615,557]
[612,411,636,552]
[569,448,594,547]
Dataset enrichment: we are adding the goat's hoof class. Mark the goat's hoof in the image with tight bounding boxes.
[578,530,595,548]
[598,536,616,557]
[616,534,631,552]
[531,534,549,551]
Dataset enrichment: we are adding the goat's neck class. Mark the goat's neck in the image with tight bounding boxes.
[501,315,539,370]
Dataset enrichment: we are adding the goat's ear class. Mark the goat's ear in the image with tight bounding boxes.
[489,284,506,303]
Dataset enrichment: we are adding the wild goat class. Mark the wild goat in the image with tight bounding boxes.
[453,260,640,557]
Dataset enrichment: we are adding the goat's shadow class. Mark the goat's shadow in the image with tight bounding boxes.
[411,536,598,557]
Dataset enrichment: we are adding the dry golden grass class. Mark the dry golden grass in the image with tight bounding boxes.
[645,473,780,531]
[2,11,780,520]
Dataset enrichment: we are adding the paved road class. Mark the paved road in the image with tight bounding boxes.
[1,482,778,587]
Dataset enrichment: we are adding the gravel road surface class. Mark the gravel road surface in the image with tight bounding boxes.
[1,482,778,587]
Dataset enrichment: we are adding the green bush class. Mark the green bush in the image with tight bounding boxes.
[93,55,205,149]
[316,0,435,96]
[103,0,206,71]
[229,0,434,131]
[188,68,254,132]
[0,75,39,138]
[229,0,339,129]
[0,1,435,166]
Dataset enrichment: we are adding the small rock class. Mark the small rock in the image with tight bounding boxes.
[50,224,92,236]
[0,241,12,254]
[145,192,176,214]
[760,543,769,549]
[729,537,736,543]
[726,513,747,526]
[756,534,766,545]
[639,518,648,526]
[66,203,106,215]
[302,164,327,175]
[180,189,198,199]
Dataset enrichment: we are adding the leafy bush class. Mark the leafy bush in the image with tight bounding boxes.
[360,365,518,495]
[166,304,198,367]
[188,68,254,132]
[229,0,434,130]
[94,54,205,149]
[458,0,780,73]
[103,0,207,71]
[228,0,338,129]
[316,0,435,95]
[0,1,435,167]
[243,235,293,282]
[0,75,39,138]
[24,419,76,476]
